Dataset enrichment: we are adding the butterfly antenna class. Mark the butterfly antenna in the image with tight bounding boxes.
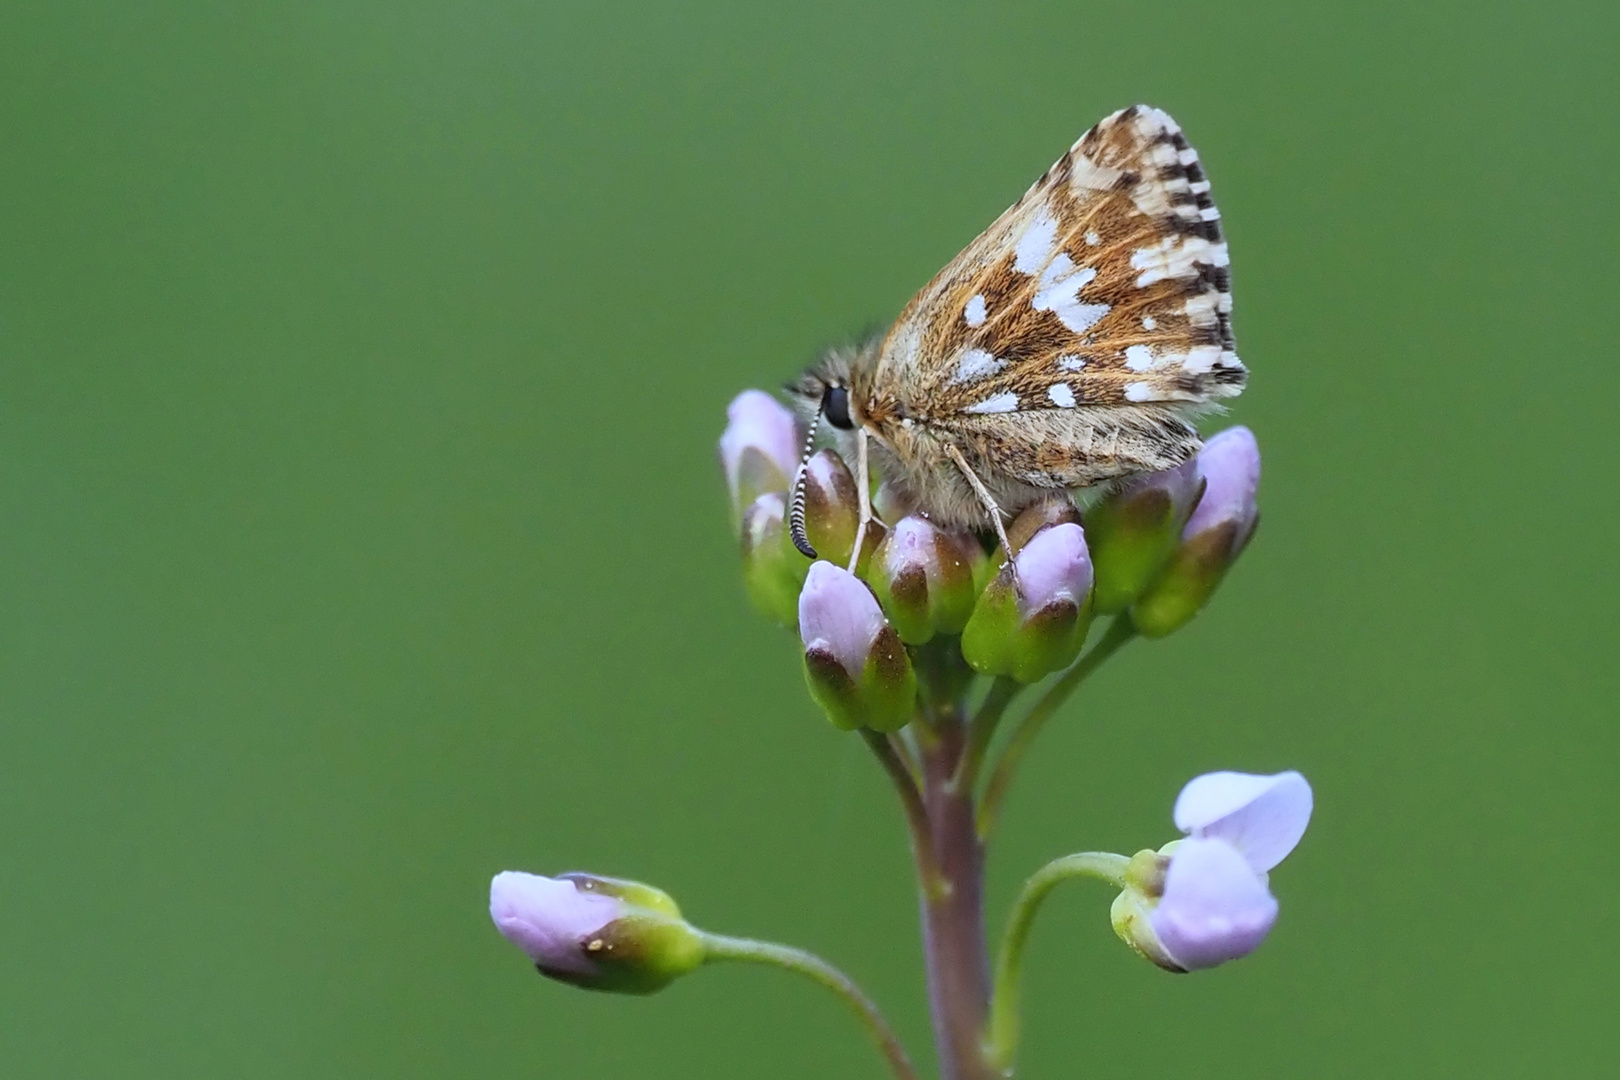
[788,411,821,559]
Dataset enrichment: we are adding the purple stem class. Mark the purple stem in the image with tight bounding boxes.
[917,723,998,1080]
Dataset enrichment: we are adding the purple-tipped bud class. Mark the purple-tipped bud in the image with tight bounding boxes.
[1111,769,1312,972]
[798,562,916,731]
[1013,523,1094,619]
[719,390,800,519]
[1085,457,1203,614]
[800,449,884,573]
[867,516,980,644]
[739,492,810,627]
[961,522,1094,683]
[1183,426,1261,546]
[490,871,705,994]
[1131,427,1262,637]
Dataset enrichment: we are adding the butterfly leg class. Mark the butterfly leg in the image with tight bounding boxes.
[848,426,873,573]
[945,444,1018,575]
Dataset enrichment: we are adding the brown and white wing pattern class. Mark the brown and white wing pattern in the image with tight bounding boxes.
[872,105,1245,420]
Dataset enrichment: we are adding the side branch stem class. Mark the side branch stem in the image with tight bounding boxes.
[983,852,1131,1074]
[951,676,1020,795]
[863,729,944,897]
[701,933,920,1080]
[978,617,1137,837]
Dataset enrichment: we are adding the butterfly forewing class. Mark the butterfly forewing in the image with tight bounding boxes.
[875,106,1244,419]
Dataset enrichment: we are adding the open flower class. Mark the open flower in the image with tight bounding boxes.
[1113,770,1312,972]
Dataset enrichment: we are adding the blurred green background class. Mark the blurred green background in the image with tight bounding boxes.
[2,1,1616,1077]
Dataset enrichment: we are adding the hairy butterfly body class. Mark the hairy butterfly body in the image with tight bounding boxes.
[789,105,1246,562]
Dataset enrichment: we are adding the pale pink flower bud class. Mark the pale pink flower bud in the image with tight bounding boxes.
[797,561,915,731]
[719,390,800,509]
[490,871,624,977]
[1183,426,1260,544]
[798,561,886,678]
[1013,522,1093,619]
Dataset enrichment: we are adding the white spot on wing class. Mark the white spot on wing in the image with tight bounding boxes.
[1124,345,1154,371]
[1047,383,1076,408]
[1131,236,1228,287]
[1014,209,1058,274]
[1032,255,1110,333]
[963,391,1019,415]
[1085,230,1101,246]
[1057,354,1088,371]
[964,294,987,327]
[1124,381,1156,402]
[1142,315,1158,330]
[950,347,1005,384]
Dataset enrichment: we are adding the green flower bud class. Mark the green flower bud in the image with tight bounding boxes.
[866,516,980,644]
[801,449,884,575]
[1085,458,1202,614]
[980,497,1080,591]
[490,871,706,994]
[739,492,809,627]
[961,523,1094,683]
[798,562,917,732]
[1131,428,1260,637]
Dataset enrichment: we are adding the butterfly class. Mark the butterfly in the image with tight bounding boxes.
[787,105,1245,564]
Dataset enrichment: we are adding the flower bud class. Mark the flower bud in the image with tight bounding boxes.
[798,561,916,731]
[801,449,884,574]
[982,497,1080,590]
[1084,458,1202,614]
[739,492,810,627]
[719,390,800,522]
[490,871,705,994]
[866,516,980,644]
[961,522,1094,683]
[1110,770,1312,972]
[1131,427,1261,637]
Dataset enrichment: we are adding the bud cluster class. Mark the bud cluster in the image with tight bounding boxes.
[716,390,1264,732]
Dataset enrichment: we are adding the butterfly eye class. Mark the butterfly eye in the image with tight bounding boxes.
[822,385,854,430]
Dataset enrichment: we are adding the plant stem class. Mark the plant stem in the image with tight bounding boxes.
[982,852,1131,1074]
[863,729,944,896]
[977,617,1137,837]
[917,725,1000,1080]
[950,676,1020,795]
[702,932,921,1080]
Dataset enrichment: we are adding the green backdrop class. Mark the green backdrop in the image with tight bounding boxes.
[2,2,1615,1077]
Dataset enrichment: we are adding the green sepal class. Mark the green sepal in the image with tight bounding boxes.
[802,623,916,732]
[739,493,809,628]
[545,874,707,995]
[1130,516,1258,638]
[961,572,1093,684]
[1087,477,1205,614]
[801,450,884,575]
[866,526,979,645]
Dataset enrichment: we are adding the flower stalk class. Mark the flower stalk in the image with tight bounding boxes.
[481,401,1309,1080]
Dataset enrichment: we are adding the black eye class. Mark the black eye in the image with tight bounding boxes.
[822,385,854,430]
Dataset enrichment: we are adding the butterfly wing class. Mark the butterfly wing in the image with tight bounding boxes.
[873,105,1244,426]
